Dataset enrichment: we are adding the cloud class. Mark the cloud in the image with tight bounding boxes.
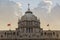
[32,1,60,30]
[16,2,22,7]
[13,2,22,18]
[43,0,53,13]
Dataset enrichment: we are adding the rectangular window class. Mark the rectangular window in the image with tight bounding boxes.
[26,28,33,33]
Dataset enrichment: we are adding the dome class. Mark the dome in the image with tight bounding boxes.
[21,12,37,21]
[21,4,37,21]
[18,4,42,30]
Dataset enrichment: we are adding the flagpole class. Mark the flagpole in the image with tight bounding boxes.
[7,24,11,30]
[47,24,50,30]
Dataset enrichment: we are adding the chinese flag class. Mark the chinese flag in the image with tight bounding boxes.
[7,24,11,26]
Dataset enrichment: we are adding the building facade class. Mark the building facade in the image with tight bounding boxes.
[0,5,60,40]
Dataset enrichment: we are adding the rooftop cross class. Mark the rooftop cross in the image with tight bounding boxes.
[28,4,30,10]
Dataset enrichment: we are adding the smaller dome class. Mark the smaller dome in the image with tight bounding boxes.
[25,10,32,14]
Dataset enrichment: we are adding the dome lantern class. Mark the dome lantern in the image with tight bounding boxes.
[25,4,32,14]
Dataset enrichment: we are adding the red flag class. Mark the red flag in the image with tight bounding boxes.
[7,24,11,26]
[47,24,49,26]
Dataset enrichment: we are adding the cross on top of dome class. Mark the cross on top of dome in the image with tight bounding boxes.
[25,4,32,14]
[28,4,30,10]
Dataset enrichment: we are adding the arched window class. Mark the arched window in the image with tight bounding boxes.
[17,32,19,36]
[57,34,59,37]
[53,32,55,35]
[5,32,6,35]
[44,32,46,35]
[41,33,43,36]
[1,35,3,38]
[13,32,15,35]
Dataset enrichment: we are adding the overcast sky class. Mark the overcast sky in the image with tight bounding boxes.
[0,0,60,30]
[11,0,60,12]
